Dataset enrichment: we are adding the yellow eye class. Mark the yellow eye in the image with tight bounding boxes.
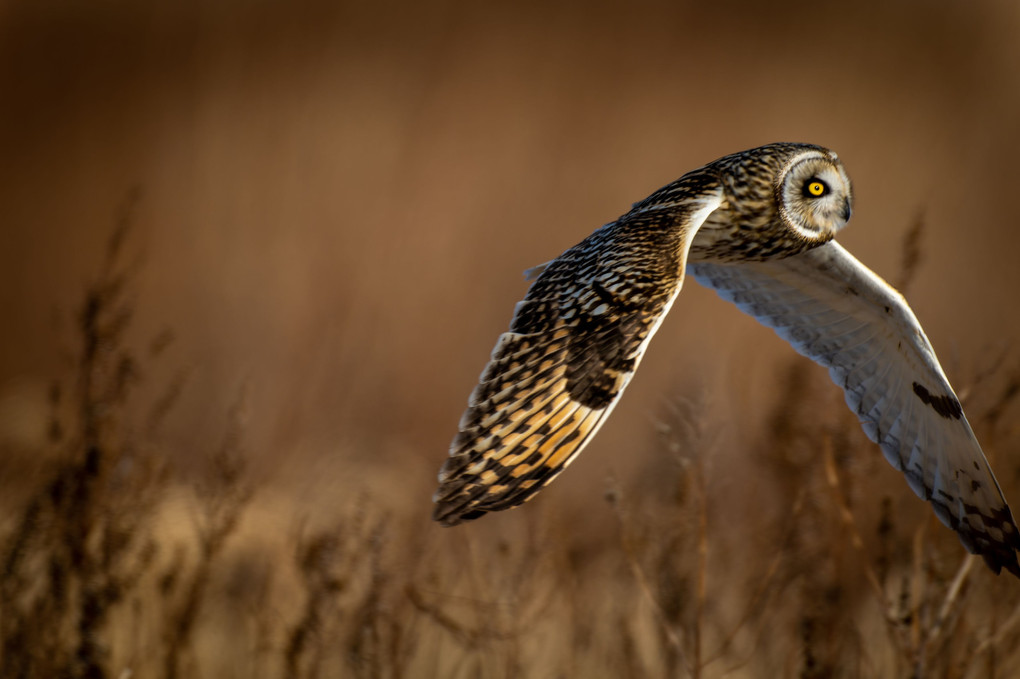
[806,180,828,197]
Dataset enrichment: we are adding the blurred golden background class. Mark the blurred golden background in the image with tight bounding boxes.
[1,0,1020,676]
[4,0,1019,499]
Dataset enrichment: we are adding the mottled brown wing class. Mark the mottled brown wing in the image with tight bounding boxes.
[433,181,723,526]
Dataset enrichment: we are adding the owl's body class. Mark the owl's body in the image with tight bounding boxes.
[433,143,1020,577]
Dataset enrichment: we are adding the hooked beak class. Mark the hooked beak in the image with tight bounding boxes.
[840,197,852,223]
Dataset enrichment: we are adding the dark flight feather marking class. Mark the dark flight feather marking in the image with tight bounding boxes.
[912,382,963,420]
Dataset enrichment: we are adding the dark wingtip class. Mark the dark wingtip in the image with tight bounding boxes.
[928,489,1020,578]
[979,549,1020,578]
[431,488,467,527]
[988,508,1020,578]
[988,526,1020,578]
[432,505,459,527]
[432,473,492,527]
[432,500,466,526]
[963,513,1020,579]
[432,501,487,527]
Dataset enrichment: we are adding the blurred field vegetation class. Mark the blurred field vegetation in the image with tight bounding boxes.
[2,0,1020,677]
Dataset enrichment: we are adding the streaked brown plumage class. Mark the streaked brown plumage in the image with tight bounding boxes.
[432,143,1020,577]
[433,168,723,524]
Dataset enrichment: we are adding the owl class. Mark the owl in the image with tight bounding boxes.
[432,143,1020,577]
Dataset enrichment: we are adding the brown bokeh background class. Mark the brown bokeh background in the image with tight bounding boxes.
[2,0,1020,537]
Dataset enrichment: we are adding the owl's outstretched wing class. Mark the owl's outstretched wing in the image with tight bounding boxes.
[433,179,723,526]
[688,241,1020,575]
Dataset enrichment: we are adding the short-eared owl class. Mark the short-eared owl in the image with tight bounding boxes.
[433,143,1020,576]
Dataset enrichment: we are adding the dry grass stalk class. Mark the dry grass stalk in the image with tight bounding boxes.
[0,194,165,679]
[161,389,252,679]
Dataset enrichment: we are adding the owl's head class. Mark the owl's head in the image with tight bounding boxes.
[776,149,853,242]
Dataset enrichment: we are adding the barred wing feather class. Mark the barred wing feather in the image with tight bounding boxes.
[433,187,723,526]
